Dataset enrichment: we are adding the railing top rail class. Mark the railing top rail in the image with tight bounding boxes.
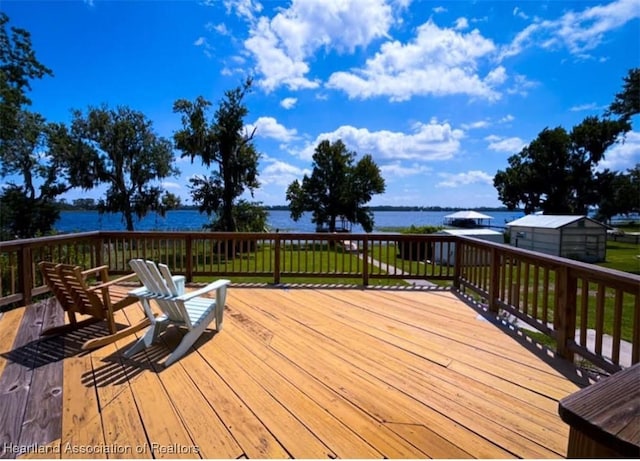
[458,236,640,286]
[2,230,637,286]
[0,231,102,250]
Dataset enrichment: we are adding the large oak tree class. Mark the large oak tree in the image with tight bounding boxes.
[286,139,385,232]
[68,105,180,231]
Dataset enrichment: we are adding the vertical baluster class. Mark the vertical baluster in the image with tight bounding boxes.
[595,283,605,356]
[612,289,623,365]
[532,265,539,321]
[580,280,589,347]
[542,268,550,324]
[522,262,530,316]
[632,294,639,364]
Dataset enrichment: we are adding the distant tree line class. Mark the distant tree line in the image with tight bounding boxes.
[494,68,639,223]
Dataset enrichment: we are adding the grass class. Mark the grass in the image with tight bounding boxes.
[597,241,640,275]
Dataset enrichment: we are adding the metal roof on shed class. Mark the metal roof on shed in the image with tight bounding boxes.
[506,215,603,229]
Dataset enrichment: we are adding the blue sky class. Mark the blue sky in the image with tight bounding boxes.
[2,0,639,207]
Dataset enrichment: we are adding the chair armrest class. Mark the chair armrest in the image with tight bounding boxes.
[80,265,110,277]
[87,272,138,292]
[128,286,151,298]
[177,279,230,301]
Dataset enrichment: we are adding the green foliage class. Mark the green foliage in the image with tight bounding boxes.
[400,225,443,234]
[204,200,268,232]
[494,118,630,215]
[495,70,637,217]
[0,15,74,239]
[173,78,260,232]
[607,68,639,120]
[594,166,640,223]
[286,139,385,232]
[67,105,179,231]
[0,13,52,141]
[0,185,59,239]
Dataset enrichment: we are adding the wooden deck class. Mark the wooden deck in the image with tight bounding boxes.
[0,286,591,459]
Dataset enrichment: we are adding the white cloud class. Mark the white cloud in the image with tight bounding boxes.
[243,0,394,91]
[206,22,231,35]
[500,0,640,60]
[223,0,263,22]
[280,97,298,109]
[297,119,464,162]
[432,6,447,13]
[499,114,515,123]
[598,131,640,171]
[326,21,504,101]
[246,117,299,142]
[194,36,213,58]
[555,0,640,54]
[436,170,493,188]
[461,120,490,130]
[261,159,310,186]
[569,102,602,112]
[381,162,432,178]
[513,7,529,20]
[162,181,182,190]
[485,135,526,153]
[245,17,319,91]
[454,17,469,30]
[506,74,538,96]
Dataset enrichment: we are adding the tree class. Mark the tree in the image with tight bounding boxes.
[0,110,84,239]
[594,165,640,223]
[286,139,385,232]
[68,105,179,231]
[173,78,261,232]
[0,14,59,239]
[0,13,52,142]
[494,117,630,215]
[607,68,639,120]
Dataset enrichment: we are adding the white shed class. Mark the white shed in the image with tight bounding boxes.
[506,215,607,262]
[433,229,504,266]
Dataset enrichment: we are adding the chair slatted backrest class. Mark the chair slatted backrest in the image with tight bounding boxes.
[129,259,190,326]
[40,262,106,320]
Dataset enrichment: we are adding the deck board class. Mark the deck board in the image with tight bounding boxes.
[0,286,591,459]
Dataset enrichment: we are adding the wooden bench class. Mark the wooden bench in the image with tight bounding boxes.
[558,362,639,458]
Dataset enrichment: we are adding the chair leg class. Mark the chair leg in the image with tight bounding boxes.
[216,303,224,331]
[163,328,203,367]
[123,323,158,358]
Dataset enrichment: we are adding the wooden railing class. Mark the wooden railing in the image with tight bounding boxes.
[1,231,638,373]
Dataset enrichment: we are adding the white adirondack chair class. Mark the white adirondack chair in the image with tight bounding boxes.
[126,259,230,367]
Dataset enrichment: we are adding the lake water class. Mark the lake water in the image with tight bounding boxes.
[54,209,525,233]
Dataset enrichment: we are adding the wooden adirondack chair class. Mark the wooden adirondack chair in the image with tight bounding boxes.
[38,261,151,350]
[126,259,230,367]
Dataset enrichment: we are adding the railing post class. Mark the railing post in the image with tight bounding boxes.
[453,238,462,290]
[555,266,577,363]
[19,246,33,306]
[274,234,281,284]
[185,235,193,283]
[488,247,500,313]
[94,235,104,269]
[362,236,369,287]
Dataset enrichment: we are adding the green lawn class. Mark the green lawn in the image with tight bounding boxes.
[598,241,640,275]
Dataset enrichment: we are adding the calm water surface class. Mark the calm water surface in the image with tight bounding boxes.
[55,209,525,233]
